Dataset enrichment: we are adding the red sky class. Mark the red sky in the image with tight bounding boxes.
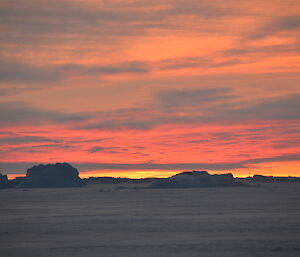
[1,0,300,178]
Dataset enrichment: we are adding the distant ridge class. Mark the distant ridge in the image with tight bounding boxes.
[1,165,300,190]
[151,170,243,188]
[238,174,300,183]
[83,171,300,185]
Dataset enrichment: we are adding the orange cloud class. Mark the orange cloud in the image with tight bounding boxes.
[1,0,300,177]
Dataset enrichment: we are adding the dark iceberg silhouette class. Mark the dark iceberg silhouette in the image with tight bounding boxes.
[3,164,300,190]
[151,170,243,188]
[241,174,300,183]
[18,163,85,188]
[0,173,13,189]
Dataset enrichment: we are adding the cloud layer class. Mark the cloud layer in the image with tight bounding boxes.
[1,0,300,177]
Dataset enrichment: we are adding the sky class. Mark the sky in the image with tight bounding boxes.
[1,0,300,178]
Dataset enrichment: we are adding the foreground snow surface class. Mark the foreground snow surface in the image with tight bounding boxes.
[0,183,299,257]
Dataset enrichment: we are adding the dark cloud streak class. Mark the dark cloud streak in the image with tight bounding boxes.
[79,91,300,131]
[1,152,300,175]
[0,59,149,85]
[0,135,57,144]
[0,102,91,126]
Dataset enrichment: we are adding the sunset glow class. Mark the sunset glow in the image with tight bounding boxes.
[1,0,300,178]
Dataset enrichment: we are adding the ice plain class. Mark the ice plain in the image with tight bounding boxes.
[0,183,299,257]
